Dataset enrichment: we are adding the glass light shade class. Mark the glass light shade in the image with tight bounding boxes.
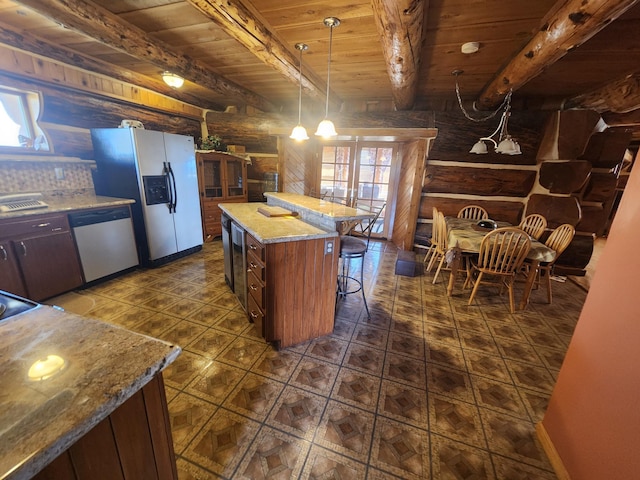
[290,124,309,141]
[496,137,522,155]
[469,140,488,154]
[162,71,184,88]
[315,119,338,138]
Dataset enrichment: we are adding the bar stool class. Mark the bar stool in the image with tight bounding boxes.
[337,235,370,318]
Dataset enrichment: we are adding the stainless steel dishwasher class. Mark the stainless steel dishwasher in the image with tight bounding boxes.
[69,206,139,283]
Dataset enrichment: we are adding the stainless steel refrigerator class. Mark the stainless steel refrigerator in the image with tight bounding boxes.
[91,128,203,267]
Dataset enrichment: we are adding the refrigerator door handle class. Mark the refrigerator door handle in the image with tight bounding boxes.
[163,161,174,213]
[168,161,178,212]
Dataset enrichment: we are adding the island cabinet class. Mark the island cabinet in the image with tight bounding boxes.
[245,231,339,349]
[0,213,83,301]
[196,151,247,240]
[33,374,177,480]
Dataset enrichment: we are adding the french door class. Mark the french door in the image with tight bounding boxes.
[319,141,396,238]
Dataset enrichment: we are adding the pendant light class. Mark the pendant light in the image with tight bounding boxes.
[453,70,522,155]
[290,43,309,141]
[315,17,340,138]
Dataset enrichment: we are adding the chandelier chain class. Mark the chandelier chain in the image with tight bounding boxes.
[454,76,512,122]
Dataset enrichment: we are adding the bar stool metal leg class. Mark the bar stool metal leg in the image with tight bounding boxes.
[336,251,370,319]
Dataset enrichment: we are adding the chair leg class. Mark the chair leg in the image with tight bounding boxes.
[468,271,484,305]
[426,250,440,272]
[423,245,435,270]
[545,267,553,304]
[432,255,447,284]
[506,279,515,313]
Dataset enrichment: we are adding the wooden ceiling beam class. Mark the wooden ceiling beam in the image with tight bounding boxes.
[564,72,640,113]
[602,108,640,127]
[0,20,223,111]
[12,0,275,112]
[185,0,336,109]
[477,0,640,109]
[371,0,425,111]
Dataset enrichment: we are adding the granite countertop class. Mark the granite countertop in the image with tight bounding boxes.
[0,194,135,220]
[0,305,180,480]
[218,202,337,244]
[263,192,374,221]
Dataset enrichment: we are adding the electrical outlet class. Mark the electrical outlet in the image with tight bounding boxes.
[325,240,334,255]
[54,167,65,180]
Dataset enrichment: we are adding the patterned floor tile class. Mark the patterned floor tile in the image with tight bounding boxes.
[250,348,301,382]
[163,350,212,390]
[158,320,208,348]
[218,336,269,369]
[351,323,389,350]
[388,331,425,360]
[289,358,340,396]
[384,352,427,388]
[426,364,474,402]
[266,385,328,441]
[181,408,261,477]
[428,394,485,447]
[306,337,349,365]
[222,372,284,421]
[430,433,495,480]
[369,416,430,479]
[234,426,311,480]
[299,445,367,479]
[316,400,375,462]
[175,457,223,479]
[342,342,385,376]
[331,367,381,412]
[471,375,530,420]
[463,351,512,383]
[168,392,217,454]
[186,360,247,405]
[186,328,236,358]
[377,379,428,429]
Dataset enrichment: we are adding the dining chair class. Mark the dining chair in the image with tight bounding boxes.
[431,210,453,284]
[519,213,547,240]
[423,207,439,269]
[350,202,386,251]
[466,227,531,313]
[533,223,575,304]
[457,205,489,220]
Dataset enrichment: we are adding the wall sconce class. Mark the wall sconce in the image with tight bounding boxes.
[162,71,184,89]
[453,70,522,155]
[290,43,309,141]
[315,17,340,138]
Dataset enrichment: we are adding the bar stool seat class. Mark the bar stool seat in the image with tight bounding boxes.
[337,235,370,318]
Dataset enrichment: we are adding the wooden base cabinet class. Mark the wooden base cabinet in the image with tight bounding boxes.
[0,213,83,301]
[246,232,339,348]
[196,151,247,240]
[34,374,177,480]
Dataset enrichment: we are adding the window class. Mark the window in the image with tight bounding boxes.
[0,87,50,151]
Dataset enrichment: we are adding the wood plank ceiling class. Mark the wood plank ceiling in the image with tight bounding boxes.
[1,0,640,136]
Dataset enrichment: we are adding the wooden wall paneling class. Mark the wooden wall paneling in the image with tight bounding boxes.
[539,161,592,194]
[282,139,312,195]
[576,204,606,234]
[526,194,582,227]
[419,196,524,225]
[142,375,178,480]
[428,110,549,165]
[578,130,633,168]
[33,451,77,480]
[392,139,426,250]
[68,419,124,480]
[205,111,280,153]
[109,387,160,479]
[422,164,536,196]
[582,172,619,202]
[555,110,602,160]
[320,237,338,330]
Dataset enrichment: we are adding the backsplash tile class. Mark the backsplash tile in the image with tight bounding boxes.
[0,161,95,196]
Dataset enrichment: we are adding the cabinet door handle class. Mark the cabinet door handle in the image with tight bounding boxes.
[249,310,259,319]
[51,227,62,232]
[250,284,258,291]
[33,222,51,228]
[249,244,257,251]
[19,241,27,256]
[249,261,258,269]
[0,245,6,261]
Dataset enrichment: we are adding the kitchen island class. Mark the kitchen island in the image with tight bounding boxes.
[0,301,180,480]
[219,202,340,348]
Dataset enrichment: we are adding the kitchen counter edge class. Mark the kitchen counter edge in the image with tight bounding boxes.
[0,195,135,220]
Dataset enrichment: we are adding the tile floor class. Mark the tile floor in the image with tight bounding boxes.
[77,239,586,479]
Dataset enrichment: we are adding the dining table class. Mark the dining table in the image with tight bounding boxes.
[444,217,557,310]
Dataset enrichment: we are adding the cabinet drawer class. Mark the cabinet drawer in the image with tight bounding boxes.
[247,250,265,282]
[247,293,264,337]
[247,269,264,308]
[0,214,70,239]
[245,233,264,261]
[203,207,221,222]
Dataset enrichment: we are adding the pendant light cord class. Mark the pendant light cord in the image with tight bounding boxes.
[454,74,512,122]
[297,47,303,124]
[324,24,334,118]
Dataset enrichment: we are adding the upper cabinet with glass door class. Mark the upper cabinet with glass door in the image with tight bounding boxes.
[225,157,246,198]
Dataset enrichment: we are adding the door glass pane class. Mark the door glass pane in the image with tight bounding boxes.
[203,160,222,198]
[226,160,244,197]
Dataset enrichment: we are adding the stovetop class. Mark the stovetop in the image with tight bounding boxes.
[0,291,39,321]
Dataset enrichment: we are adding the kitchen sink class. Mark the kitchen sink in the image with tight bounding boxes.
[0,291,39,322]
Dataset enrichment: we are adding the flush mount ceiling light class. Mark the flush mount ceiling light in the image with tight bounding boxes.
[290,43,310,141]
[315,16,340,138]
[453,70,521,155]
[461,42,480,54]
[162,71,184,88]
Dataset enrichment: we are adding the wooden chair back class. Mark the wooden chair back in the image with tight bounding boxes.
[545,224,575,263]
[477,227,531,275]
[457,205,489,220]
[519,213,547,240]
[432,210,448,252]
